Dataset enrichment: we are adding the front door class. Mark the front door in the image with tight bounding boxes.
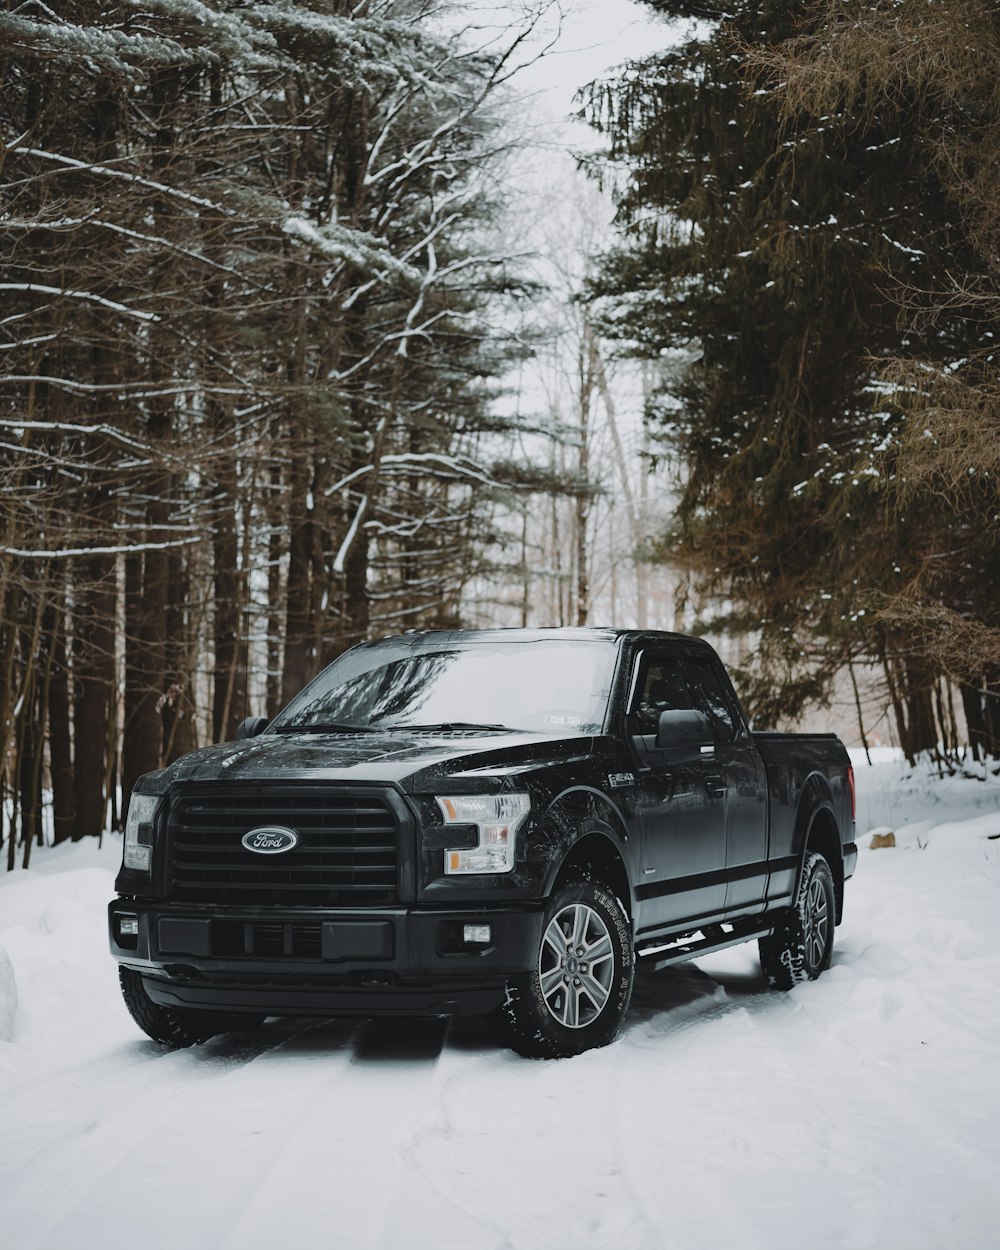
[628,653,728,936]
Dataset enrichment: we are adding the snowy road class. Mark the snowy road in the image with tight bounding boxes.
[2,758,999,1250]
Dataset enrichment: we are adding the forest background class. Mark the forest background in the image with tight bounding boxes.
[2,0,999,866]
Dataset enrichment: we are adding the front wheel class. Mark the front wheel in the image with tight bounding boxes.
[758,851,835,990]
[487,874,634,1059]
[119,968,264,1047]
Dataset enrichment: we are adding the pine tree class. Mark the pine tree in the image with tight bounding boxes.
[583,0,1000,758]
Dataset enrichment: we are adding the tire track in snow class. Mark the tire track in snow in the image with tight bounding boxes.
[3,1017,358,1250]
[213,1017,454,1250]
[375,974,774,1250]
[622,997,853,1248]
[621,952,998,1250]
[607,965,780,1250]
[1,1015,308,1147]
[372,1041,560,1250]
[382,1022,666,1250]
[622,963,913,1250]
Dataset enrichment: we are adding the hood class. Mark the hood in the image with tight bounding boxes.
[153,728,593,792]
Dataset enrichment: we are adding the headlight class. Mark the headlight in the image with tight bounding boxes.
[437,793,530,874]
[123,793,159,872]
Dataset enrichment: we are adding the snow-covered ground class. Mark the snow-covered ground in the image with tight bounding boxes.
[2,753,999,1250]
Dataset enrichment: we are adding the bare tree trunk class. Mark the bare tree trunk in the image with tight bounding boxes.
[549,436,564,627]
[282,434,314,705]
[22,595,58,867]
[520,508,531,628]
[211,443,244,743]
[575,354,591,628]
[48,578,74,845]
[266,462,285,718]
[589,322,651,628]
[883,646,942,765]
[18,684,42,858]
[342,496,371,643]
[961,677,1000,760]
[0,580,20,865]
[163,545,195,761]
[122,65,183,802]
[122,532,168,813]
[72,546,116,839]
[847,656,872,766]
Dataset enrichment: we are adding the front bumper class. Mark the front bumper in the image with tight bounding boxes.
[109,899,545,1018]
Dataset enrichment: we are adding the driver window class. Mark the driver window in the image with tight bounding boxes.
[629,657,693,737]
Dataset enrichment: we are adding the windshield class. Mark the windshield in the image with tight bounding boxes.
[272,638,617,735]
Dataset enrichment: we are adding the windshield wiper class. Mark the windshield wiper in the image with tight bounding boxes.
[272,722,377,734]
[377,721,513,733]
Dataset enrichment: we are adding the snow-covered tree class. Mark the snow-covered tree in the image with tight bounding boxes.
[0,0,547,850]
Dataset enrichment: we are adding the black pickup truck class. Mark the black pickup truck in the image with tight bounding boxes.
[110,628,857,1058]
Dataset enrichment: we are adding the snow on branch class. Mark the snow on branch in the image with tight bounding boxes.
[332,494,368,575]
[281,216,420,284]
[9,147,234,216]
[0,376,243,399]
[3,215,256,283]
[0,9,273,75]
[0,418,214,468]
[325,452,496,499]
[0,284,159,322]
[0,13,187,72]
[1,537,202,559]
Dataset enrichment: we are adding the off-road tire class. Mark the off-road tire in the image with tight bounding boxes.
[119,967,263,1047]
[487,873,634,1059]
[759,851,835,990]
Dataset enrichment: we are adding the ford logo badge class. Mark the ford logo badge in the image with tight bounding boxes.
[241,826,299,854]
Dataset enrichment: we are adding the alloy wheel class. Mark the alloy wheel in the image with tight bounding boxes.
[538,902,615,1028]
[803,875,830,969]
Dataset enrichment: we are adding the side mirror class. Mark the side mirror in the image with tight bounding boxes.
[656,709,714,756]
[236,715,269,741]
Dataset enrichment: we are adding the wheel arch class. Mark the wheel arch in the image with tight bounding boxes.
[537,787,633,924]
[792,775,845,924]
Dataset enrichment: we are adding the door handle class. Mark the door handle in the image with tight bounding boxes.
[706,776,727,796]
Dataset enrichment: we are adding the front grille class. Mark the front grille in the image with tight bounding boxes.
[165,787,400,906]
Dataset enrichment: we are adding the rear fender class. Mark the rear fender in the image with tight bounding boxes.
[790,773,845,923]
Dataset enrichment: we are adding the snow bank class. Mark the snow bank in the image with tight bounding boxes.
[0,937,15,1041]
[0,836,130,1080]
[849,747,1000,832]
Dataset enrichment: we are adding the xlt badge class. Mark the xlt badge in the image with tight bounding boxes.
[241,826,299,854]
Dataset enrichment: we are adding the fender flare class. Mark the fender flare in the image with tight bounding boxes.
[789,772,845,919]
[536,785,633,906]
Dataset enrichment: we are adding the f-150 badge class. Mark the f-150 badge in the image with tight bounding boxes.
[607,773,636,788]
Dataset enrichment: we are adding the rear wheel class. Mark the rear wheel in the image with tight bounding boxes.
[487,873,634,1059]
[759,851,835,990]
[119,968,264,1047]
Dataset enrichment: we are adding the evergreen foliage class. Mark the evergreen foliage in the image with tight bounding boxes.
[583,0,1000,759]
